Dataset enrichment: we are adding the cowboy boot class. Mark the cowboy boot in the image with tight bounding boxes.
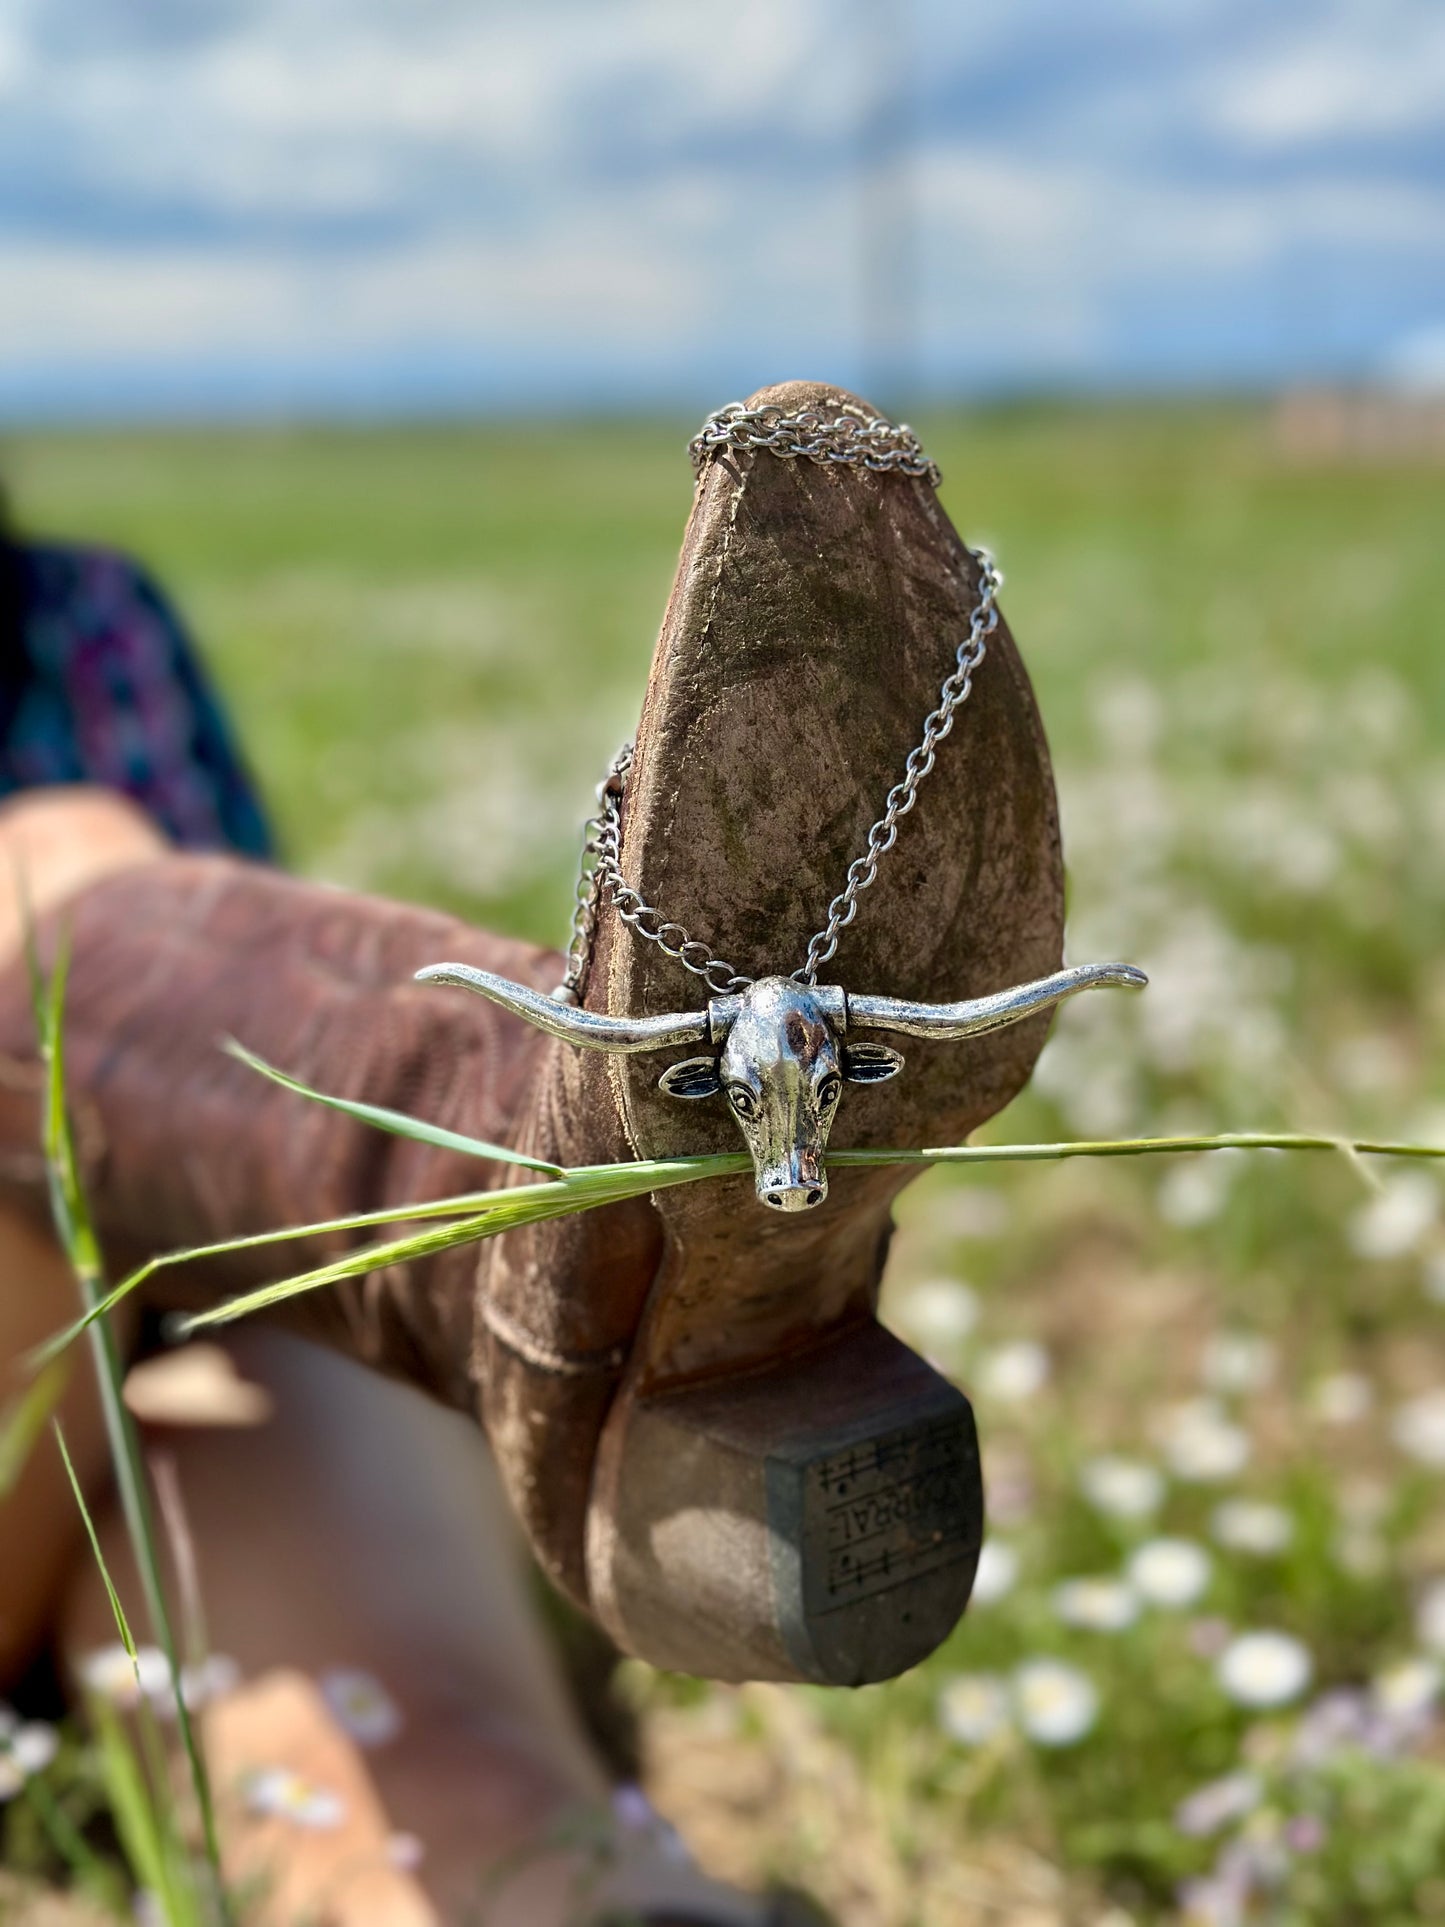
[0,380,1068,1687]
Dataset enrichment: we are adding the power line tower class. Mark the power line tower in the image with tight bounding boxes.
[856,0,919,415]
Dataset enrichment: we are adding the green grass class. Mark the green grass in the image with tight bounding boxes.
[5,402,1445,1924]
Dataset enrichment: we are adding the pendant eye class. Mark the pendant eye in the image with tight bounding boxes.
[818,1077,842,1110]
[727,1086,758,1119]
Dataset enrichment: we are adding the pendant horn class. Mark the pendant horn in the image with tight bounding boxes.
[416,963,711,1052]
[847,962,1147,1040]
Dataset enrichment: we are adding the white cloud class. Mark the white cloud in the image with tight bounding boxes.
[1210,5,1445,146]
[0,0,1443,408]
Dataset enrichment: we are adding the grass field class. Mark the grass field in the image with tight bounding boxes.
[4,403,1445,1925]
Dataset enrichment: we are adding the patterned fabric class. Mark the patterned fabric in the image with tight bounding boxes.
[0,539,273,858]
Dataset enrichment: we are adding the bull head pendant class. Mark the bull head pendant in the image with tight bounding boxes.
[418,959,1146,1212]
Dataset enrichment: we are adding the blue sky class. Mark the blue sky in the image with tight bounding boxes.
[1,0,1442,416]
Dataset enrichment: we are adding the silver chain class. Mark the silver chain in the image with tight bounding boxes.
[556,404,1000,1003]
[688,399,942,488]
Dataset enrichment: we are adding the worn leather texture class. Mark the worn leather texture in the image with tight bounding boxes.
[0,380,1065,1632]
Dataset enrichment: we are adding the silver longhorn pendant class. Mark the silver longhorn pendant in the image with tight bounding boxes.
[417,960,1147,1211]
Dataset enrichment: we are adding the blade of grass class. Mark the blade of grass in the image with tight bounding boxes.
[53,1418,137,1669]
[223,1038,564,1176]
[171,1154,747,1337]
[88,1694,180,1922]
[30,1185,527,1368]
[33,936,228,1918]
[831,1131,1445,1166]
[168,1123,1445,1342]
[0,1351,72,1497]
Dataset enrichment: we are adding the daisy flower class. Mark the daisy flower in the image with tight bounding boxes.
[1201,1333,1275,1397]
[1128,1537,1213,1609]
[319,1668,401,1748]
[1012,1659,1098,1747]
[1392,1389,1445,1469]
[1052,1576,1139,1632]
[1156,1400,1251,1483]
[1079,1454,1165,1521]
[1309,1372,1373,1426]
[78,1644,170,1710]
[243,1767,346,1831]
[1216,1631,1313,1709]
[1210,1499,1294,1557]
[896,1277,978,1349]
[938,1673,1012,1747]
[971,1539,1019,1606]
[977,1340,1049,1403]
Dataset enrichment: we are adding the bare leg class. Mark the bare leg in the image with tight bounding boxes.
[62,1334,768,1924]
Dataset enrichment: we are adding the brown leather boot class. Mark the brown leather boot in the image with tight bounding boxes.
[0,380,1067,1688]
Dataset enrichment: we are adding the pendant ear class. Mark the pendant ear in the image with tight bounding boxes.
[658,1055,723,1100]
[843,1041,905,1084]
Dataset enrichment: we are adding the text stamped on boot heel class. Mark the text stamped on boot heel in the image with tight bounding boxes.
[810,1416,977,1606]
[768,1395,983,1684]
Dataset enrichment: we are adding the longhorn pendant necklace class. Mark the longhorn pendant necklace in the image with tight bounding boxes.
[419,402,1146,1210]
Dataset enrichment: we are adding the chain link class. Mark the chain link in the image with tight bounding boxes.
[689,400,942,488]
[556,404,998,1002]
[795,545,999,983]
[558,742,750,1001]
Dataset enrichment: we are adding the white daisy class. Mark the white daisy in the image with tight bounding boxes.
[972,1539,1019,1606]
[1309,1371,1374,1426]
[1128,1537,1213,1609]
[1079,1454,1165,1521]
[1372,1656,1441,1722]
[1216,1631,1313,1709]
[1052,1576,1139,1632]
[78,1644,170,1710]
[1210,1499,1294,1557]
[895,1277,978,1349]
[1157,1155,1236,1229]
[179,1654,241,1711]
[1348,1174,1438,1261]
[1392,1389,1445,1468]
[243,1767,346,1831]
[977,1340,1049,1404]
[1012,1659,1099,1747]
[1156,1399,1251,1483]
[1334,1525,1388,1580]
[6,1723,58,1776]
[1201,1332,1275,1396]
[937,1673,1011,1746]
[319,1669,401,1748]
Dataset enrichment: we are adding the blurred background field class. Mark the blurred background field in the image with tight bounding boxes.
[7,404,1445,1923]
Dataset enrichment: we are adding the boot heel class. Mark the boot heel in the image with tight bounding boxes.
[586,1321,982,1686]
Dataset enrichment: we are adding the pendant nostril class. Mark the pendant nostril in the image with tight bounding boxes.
[805,1188,823,1207]
[765,1192,783,1208]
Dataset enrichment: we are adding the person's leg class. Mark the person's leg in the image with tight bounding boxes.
[0,789,165,1681]
[0,790,774,1925]
[62,1332,772,1926]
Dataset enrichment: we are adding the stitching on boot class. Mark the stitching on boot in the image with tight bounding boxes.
[480,1295,628,1377]
[696,443,750,653]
